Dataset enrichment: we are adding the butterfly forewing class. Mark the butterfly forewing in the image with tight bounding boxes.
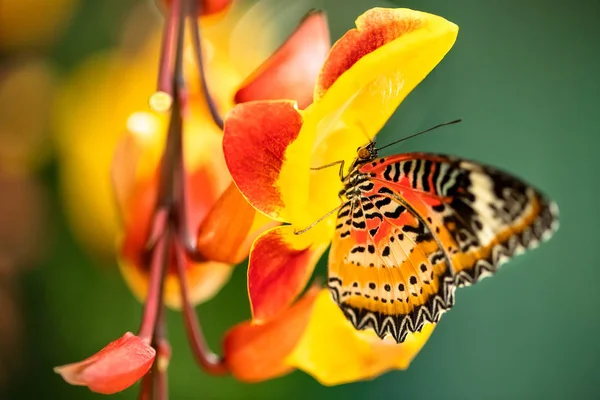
[328,153,558,343]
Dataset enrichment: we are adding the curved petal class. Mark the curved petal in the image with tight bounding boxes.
[279,8,459,224]
[223,100,303,222]
[235,10,330,109]
[54,332,155,395]
[196,182,257,264]
[287,289,435,385]
[223,285,319,382]
[111,111,166,227]
[248,224,329,323]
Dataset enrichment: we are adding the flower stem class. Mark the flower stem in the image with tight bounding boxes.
[156,0,181,99]
[152,302,169,400]
[139,2,229,395]
[174,239,228,375]
[137,228,168,341]
[189,10,224,129]
[138,371,153,400]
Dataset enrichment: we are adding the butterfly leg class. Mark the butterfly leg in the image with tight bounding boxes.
[310,160,346,180]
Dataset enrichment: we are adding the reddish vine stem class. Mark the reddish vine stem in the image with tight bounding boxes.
[174,238,228,375]
[156,0,181,97]
[137,231,168,340]
[137,1,230,398]
[151,301,169,400]
[138,369,153,400]
[189,11,224,129]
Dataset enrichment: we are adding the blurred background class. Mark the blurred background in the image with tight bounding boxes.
[1,0,599,398]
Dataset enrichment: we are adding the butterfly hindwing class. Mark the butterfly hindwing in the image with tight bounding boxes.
[328,153,558,342]
[329,197,455,342]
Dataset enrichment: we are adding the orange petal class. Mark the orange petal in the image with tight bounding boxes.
[248,225,327,323]
[235,10,330,109]
[287,290,435,385]
[223,285,319,382]
[223,100,303,222]
[196,182,257,264]
[54,332,155,394]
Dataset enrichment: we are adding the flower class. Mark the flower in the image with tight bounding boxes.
[222,7,458,384]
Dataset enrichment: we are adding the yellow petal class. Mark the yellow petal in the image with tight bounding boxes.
[278,8,458,226]
[286,289,434,386]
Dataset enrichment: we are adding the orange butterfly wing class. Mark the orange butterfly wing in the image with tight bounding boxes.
[328,153,558,343]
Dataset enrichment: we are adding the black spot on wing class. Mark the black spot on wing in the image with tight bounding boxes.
[421,160,432,192]
[375,197,392,208]
[383,205,406,219]
[352,220,367,229]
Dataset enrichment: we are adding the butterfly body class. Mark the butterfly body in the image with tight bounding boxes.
[328,146,558,343]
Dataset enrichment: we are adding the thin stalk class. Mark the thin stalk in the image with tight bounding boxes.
[152,300,169,400]
[138,370,153,400]
[174,239,228,375]
[137,231,168,340]
[156,0,181,97]
[189,14,224,129]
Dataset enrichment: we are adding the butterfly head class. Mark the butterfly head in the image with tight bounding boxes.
[354,142,378,168]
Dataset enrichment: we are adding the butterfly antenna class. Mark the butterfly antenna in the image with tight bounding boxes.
[354,119,374,144]
[376,119,462,152]
[294,204,343,235]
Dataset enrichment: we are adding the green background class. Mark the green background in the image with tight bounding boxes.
[4,0,600,398]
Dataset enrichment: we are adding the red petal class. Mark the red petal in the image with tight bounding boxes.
[54,332,156,394]
[223,101,302,221]
[248,225,326,323]
[235,10,330,109]
[224,285,319,382]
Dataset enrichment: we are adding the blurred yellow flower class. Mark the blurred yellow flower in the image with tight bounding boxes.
[0,0,79,51]
[53,2,276,257]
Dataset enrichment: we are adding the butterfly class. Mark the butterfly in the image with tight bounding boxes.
[324,123,559,343]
